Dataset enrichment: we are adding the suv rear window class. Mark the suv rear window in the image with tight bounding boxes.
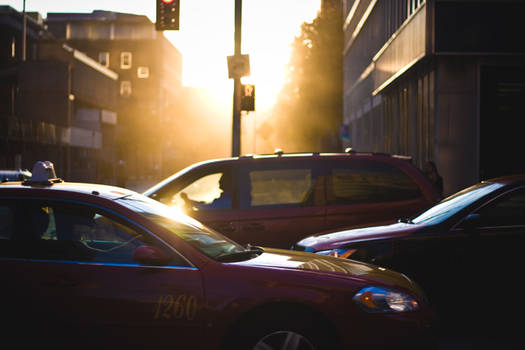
[327,159,422,204]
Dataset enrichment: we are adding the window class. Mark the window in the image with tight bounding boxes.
[137,66,150,78]
[68,23,89,39]
[0,199,178,265]
[120,52,132,69]
[326,160,421,204]
[408,0,425,16]
[474,188,525,227]
[120,81,132,97]
[244,168,313,207]
[163,172,232,211]
[98,52,110,67]
[90,23,111,39]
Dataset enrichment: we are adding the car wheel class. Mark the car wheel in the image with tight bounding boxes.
[225,307,338,350]
[253,330,315,350]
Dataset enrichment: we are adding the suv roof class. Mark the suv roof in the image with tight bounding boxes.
[144,149,426,197]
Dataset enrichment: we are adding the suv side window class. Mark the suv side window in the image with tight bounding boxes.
[2,199,185,266]
[240,163,321,209]
[326,159,422,204]
[162,170,233,211]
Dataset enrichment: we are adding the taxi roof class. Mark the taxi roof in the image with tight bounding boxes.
[0,181,137,200]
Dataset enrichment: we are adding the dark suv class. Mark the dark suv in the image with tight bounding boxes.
[144,150,440,248]
[0,169,31,182]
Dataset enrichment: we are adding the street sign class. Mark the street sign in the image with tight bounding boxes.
[227,54,250,79]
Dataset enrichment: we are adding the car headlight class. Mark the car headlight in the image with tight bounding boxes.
[353,286,419,313]
[316,248,356,259]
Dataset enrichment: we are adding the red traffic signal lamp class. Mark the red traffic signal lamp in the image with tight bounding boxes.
[156,0,180,31]
[241,84,255,111]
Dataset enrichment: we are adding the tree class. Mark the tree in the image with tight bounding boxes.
[266,5,343,152]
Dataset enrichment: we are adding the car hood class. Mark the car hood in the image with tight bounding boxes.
[296,222,421,252]
[235,247,419,293]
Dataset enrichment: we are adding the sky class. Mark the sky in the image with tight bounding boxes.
[4,0,321,110]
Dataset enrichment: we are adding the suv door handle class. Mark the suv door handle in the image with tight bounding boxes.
[215,223,237,234]
[243,223,265,232]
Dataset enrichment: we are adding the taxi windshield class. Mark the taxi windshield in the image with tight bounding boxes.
[115,194,248,260]
[411,182,504,225]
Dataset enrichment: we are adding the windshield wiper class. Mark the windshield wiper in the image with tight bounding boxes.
[216,247,263,262]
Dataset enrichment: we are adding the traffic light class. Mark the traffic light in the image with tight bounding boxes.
[156,0,180,31]
[241,84,255,111]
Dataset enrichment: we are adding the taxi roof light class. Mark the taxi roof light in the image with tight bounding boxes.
[23,161,63,186]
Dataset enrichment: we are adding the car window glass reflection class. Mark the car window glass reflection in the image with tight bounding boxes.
[3,200,174,265]
[411,182,504,225]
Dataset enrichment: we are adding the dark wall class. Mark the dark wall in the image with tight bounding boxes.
[18,61,69,126]
[435,1,525,53]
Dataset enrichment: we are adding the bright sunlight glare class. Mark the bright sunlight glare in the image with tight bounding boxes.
[5,0,321,111]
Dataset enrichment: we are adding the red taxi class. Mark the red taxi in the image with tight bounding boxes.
[1,161,435,349]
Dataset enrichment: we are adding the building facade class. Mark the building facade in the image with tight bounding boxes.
[46,10,183,181]
[0,6,118,182]
[342,0,525,195]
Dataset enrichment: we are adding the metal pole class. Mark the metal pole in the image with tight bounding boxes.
[231,0,242,157]
[22,0,26,62]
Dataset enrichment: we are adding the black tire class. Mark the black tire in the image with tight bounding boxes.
[226,307,339,350]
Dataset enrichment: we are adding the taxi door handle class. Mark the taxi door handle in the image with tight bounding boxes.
[243,223,265,232]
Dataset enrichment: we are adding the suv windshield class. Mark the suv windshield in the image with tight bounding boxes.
[410,182,504,225]
[115,194,253,261]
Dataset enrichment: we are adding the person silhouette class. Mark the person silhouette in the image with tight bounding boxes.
[208,173,232,209]
[423,161,443,198]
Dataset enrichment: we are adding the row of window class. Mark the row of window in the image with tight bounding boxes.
[98,51,149,77]
[67,22,156,41]
[344,0,425,18]
[161,159,422,211]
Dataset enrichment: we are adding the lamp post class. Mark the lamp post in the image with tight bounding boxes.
[231,0,242,157]
[22,0,26,62]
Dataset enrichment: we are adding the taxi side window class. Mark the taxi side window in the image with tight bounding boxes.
[474,188,525,227]
[3,200,182,265]
[326,159,422,204]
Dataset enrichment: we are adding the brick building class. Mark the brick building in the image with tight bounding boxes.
[46,10,183,181]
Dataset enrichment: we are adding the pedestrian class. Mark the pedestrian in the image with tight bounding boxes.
[423,161,443,198]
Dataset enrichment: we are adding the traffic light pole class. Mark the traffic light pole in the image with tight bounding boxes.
[231,0,242,157]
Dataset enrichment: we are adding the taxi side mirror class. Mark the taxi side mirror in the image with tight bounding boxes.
[133,245,172,266]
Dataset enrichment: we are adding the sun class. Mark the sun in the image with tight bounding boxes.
[163,0,320,112]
